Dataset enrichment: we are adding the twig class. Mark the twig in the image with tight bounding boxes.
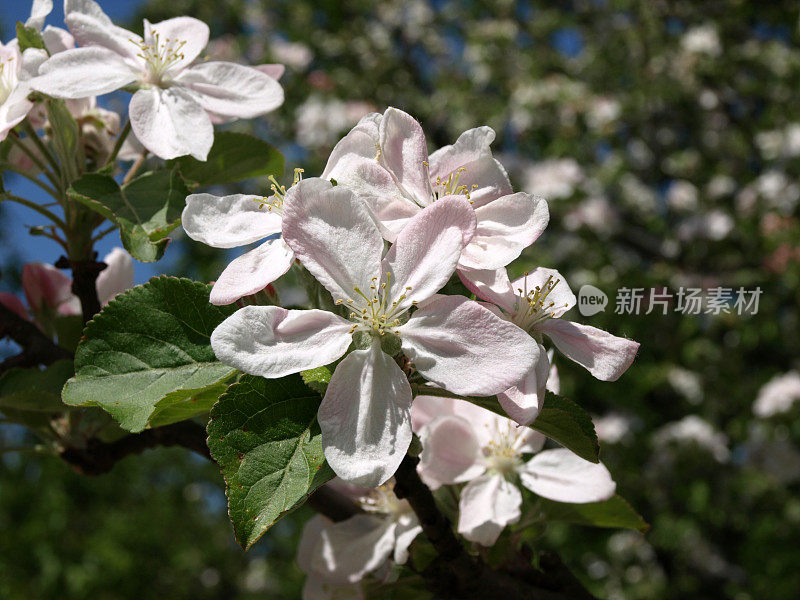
[122,150,148,185]
[54,255,105,324]
[107,119,131,166]
[0,303,72,375]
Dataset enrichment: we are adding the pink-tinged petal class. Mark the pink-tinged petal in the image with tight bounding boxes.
[31,47,136,98]
[253,63,285,80]
[546,349,560,394]
[181,193,282,248]
[393,516,422,564]
[42,26,75,54]
[410,394,460,432]
[26,0,53,31]
[513,267,575,318]
[323,126,379,179]
[64,0,144,64]
[0,293,29,321]
[382,196,476,311]
[538,319,640,381]
[418,415,485,489]
[21,263,74,313]
[282,178,383,305]
[319,342,412,487]
[145,17,209,72]
[519,449,616,503]
[428,126,495,183]
[459,193,550,270]
[311,514,396,584]
[457,267,517,313]
[400,295,539,396]
[209,238,294,305]
[210,306,352,378]
[457,473,522,546]
[129,86,213,160]
[175,61,284,119]
[379,107,431,205]
[498,343,549,426]
[452,157,513,209]
[297,515,329,575]
[96,247,133,305]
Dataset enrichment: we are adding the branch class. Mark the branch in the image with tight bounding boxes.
[0,302,72,375]
[59,421,211,475]
[55,255,105,324]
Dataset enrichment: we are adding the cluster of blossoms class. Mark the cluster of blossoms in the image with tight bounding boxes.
[2,0,284,160]
[183,106,639,593]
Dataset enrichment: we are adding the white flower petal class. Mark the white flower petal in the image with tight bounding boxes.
[210,306,352,378]
[457,268,517,313]
[31,47,136,98]
[145,17,208,72]
[319,342,412,487]
[428,126,495,183]
[65,0,144,64]
[538,319,639,381]
[181,193,282,248]
[282,178,383,305]
[459,193,550,270]
[382,196,475,311]
[497,343,549,426]
[129,86,213,160]
[418,415,485,489]
[513,268,575,318]
[312,515,396,584]
[379,107,431,205]
[297,514,329,575]
[400,295,539,396]
[393,517,422,564]
[26,0,53,31]
[457,473,522,546]
[175,61,284,119]
[42,26,75,54]
[519,448,616,503]
[209,238,294,305]
[96,247,133,305]
[453,156,513,209]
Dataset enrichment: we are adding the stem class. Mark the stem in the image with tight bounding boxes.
[107,119,131,166]
[122,150,147,185]
[54,255,105,324]
[409,383,464,401]
[0,303,72,375]
[91,224,118,243]
[22,121,62,183]
[1,163,61,199]
[0,191,68,229]
[8,132,60,189]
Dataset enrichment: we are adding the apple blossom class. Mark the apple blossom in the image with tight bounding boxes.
[0,42,47,141]
[297,481,421,598]
[210,178,539,486]
[29,0,283,160]
[753,371,800,417]
[96,247,134,305]
[412,396,616,546]
[323,107,549,270]
[180,170,303,306]
[460,267,640,425]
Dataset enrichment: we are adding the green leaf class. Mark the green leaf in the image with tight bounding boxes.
[207,374,334,549]
[62,277,237,432]
[539,494,649,532]
[148,376,235,429]
[46,99,81,179]
[301,365,332,395]
[16,22,46,51]
[54,314,84,353]
[171,131,284,187]
[69,168,189,262]
[0,360,74,412]
[531,392,600,463]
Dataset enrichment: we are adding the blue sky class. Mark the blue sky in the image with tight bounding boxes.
[0,1,172,292]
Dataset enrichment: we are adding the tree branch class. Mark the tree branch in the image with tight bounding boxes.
[0,303,72,375]
[55,255,105,324]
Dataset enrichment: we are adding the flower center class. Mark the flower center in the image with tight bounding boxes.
[512,273,567,332]
[359,483,413,518]
[252,169,304,214]
[132,31,187,84]
[0,56,19,104]
[483,420,526,475]
[337,272,414,336]
[427,163,479,202]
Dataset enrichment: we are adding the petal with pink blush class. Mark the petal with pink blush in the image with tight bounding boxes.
[400,295,539,396]
[319,342,412,487]
[253,64,285,80]
[182,193,282,248]
[459,193,550,270]
[418,415,485,489]
[282,179,383,305]
[382,196,475,311]
[379,108,431,205]
[513,267,575,318]
[428,126,495,183]
[210,306,352,378]
[519,448,616,503]
[209,238,294,305]
[31,47,137,98]
[0,293,29,321]
[410,394,460,432]
[457,473,522,546]
[538,319,640,381]
[457,268,517,313]
[453,156,513,209]
[22,263,74,313]
[497,343,550,426]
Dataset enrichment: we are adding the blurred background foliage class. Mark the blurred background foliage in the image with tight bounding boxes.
[2,0,800,598]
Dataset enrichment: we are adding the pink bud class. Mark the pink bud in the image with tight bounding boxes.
[0,292,29,321]
[21,263,80,316]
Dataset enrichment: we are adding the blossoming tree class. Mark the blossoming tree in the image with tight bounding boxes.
[1,2,648,598]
